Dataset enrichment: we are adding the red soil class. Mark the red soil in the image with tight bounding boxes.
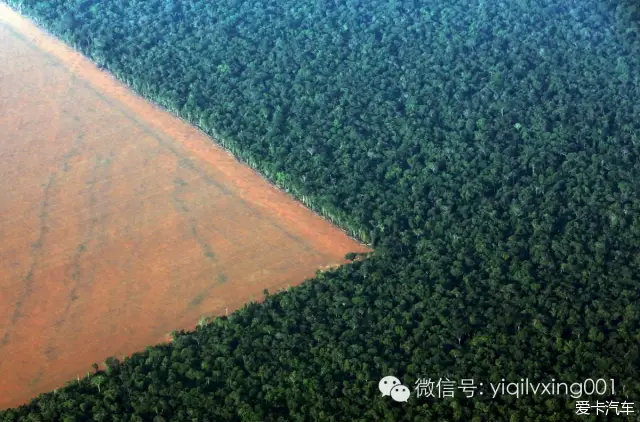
[0,4,369,409]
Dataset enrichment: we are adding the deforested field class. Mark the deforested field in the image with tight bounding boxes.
[0,5,368,409]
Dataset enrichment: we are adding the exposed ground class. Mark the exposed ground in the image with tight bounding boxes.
[0,4,369,409]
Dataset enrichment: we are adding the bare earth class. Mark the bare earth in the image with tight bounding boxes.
[0,4,369,409]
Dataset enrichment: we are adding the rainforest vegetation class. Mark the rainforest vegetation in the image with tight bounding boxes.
[1,0,640,420]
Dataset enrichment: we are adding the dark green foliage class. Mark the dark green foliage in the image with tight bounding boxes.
[1,0,640,420]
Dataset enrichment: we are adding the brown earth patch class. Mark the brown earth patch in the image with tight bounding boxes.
[0,4,369,409]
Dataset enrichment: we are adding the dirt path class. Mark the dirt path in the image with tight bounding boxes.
[0,4,369,409]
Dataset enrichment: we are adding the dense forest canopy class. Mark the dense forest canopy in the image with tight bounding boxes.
[1,0,639,420]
